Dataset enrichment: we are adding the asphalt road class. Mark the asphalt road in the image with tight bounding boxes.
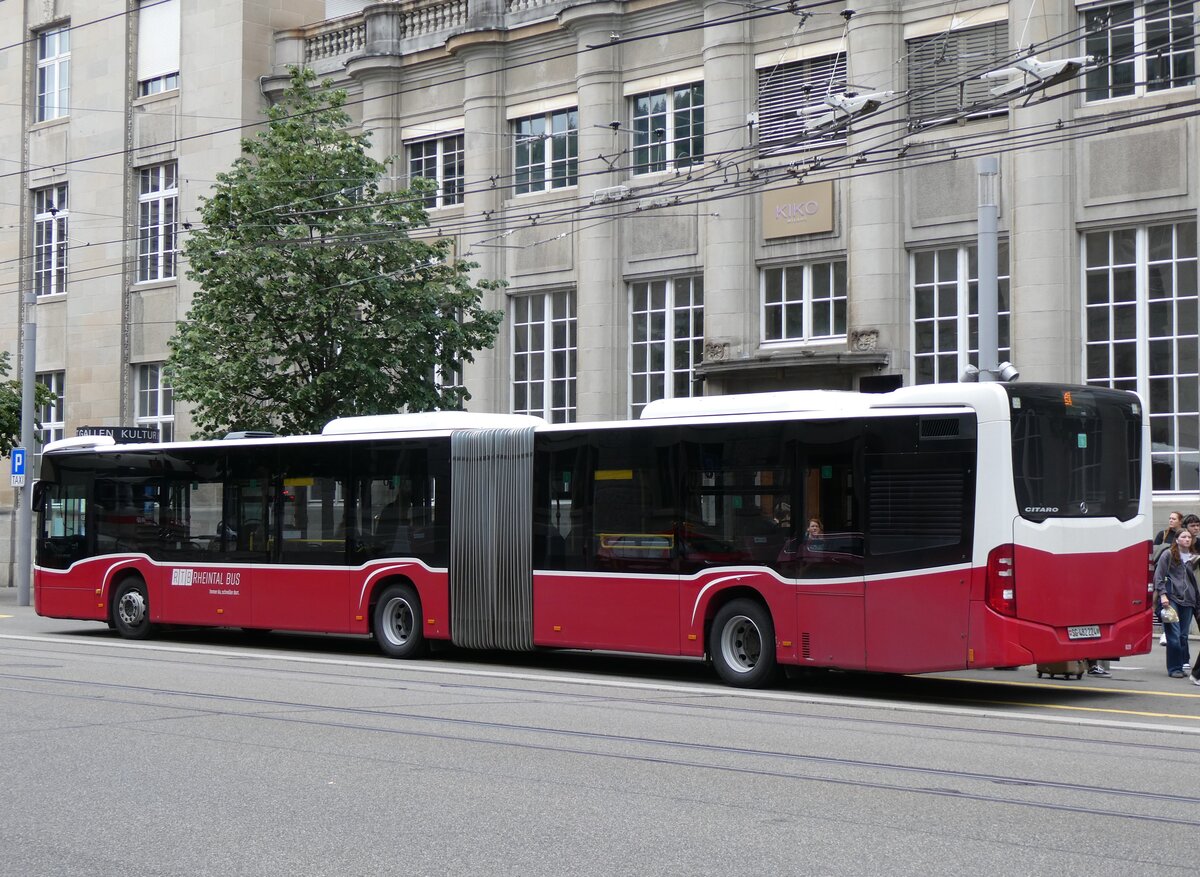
[2,588,1198,876]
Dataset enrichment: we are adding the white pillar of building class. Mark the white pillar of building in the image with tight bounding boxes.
[560,2,624,420]
[844,7,906,376]
[450,38,508,413]
[700,0,754,375]
[1006,0,1075,383]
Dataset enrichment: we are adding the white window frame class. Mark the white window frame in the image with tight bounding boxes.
[757,54,848,154]
[137,0,180,97]
[1082,1,1196,103]
[36,26,70,122]
[139,73,180,97]
[513,109,578,195]
[511,290,576,423]
[1083,221,1199,493]
[33,184,68,297]
[135,363,174,442]
[629,276,704,418]
[911,243,1012,385]
[761,260,848,345]
[629,82,704,175]
[137,162,178,283]
[37,371,65,447]
[407,133,464,209]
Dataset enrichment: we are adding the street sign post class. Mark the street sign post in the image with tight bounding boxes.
[10,447,25,487]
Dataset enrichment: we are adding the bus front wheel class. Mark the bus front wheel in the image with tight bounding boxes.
[373,583,428,659]
[710,598,777,688]
[112,578,153,640]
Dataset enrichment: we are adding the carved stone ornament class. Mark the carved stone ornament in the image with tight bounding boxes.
[703,341,729,362]
[850,329,879,352]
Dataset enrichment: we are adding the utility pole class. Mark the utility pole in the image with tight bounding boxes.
[977,156,1000,383]
[16,291,36,606]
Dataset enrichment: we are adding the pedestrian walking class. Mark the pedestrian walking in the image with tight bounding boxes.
[1154,528,1200,678]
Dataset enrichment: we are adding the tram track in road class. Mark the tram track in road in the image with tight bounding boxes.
[3,653,1200,829]
[5,629,1200,732]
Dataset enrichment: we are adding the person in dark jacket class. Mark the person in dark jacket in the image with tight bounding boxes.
[1155,528,1199,678]
[1155,511,1183,546]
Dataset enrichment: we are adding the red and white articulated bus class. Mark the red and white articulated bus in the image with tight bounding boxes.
[33,382,1152,687]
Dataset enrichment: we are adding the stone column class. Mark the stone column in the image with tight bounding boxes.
[844,6,905,382]
[449,37,507,413]
[346,5,407,163]
[1006,0,1075,383]
[559,2,624,420]
[700,0,753,385]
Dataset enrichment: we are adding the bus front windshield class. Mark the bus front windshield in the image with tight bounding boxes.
[1007,384,1142,523]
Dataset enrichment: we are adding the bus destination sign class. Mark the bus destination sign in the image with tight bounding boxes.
[77,425,161,443]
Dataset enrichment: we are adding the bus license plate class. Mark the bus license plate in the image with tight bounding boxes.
[1068,625,1101,640]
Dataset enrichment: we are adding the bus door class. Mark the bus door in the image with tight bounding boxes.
[862,414,977,673]
[532,428,681,654]
[789,422,867,671]
[163,451,268,627]
[262,443,353,633]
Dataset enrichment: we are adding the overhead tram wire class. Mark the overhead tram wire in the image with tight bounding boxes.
[1,0,1116,233]
[244,4,1145,230]
[4,9,1190,287]
[7,88,1192,301]
[0,0,846,184]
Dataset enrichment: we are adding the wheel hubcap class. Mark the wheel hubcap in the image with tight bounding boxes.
[720,615,761,673]
[383,597,414,646]
[118,590,146,627]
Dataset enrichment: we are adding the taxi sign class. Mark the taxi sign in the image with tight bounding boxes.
[10,447,26,487]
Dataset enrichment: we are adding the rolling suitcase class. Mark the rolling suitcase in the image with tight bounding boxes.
[1036,661,1087,680]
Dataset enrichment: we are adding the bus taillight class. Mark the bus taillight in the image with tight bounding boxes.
[986,544,1016,616]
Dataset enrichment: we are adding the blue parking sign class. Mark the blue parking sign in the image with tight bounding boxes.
[10,448,26,486]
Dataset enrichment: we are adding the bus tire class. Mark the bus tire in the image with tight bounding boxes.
[710,598,777,688]
[112,578,153,640]
[373,583,427,659]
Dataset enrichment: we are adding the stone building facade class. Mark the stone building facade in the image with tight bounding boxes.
[3,0,1198,582]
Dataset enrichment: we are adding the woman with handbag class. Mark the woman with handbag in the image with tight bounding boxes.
[1154,528,1200,678]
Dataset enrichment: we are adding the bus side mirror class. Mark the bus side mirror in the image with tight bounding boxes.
[31,480,46,512]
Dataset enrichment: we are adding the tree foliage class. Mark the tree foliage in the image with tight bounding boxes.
[169,66,502,438]
[0,350,53,458]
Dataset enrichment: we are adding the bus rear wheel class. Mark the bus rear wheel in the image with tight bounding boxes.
[710,598,777,688]
[112,578,153,640]
[373,583,428,659]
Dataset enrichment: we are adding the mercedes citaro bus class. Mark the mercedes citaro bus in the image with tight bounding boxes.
[34,382,1152,687]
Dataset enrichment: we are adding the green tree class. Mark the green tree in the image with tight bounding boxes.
[0,351,54,458]
[169,66,502,438]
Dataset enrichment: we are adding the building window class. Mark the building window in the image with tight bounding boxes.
[139,73,180,97]
[33,184,68,297]
[1084,222,1198,491]
[408,134,464,208]
[514,108,578,195]
[36,26,70,122]
[762,260,847,344]
[138,0,180,96]
[906,22,1009,122]
[1084,1,1195,101]
[912,243,1011,385]
[757,54,848,153]
[137,162,178,282]
[37,371,65,447]
[630,276,704,418]
[512,291,576,423]
[631,82,704,174]
[136,363,174,442]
